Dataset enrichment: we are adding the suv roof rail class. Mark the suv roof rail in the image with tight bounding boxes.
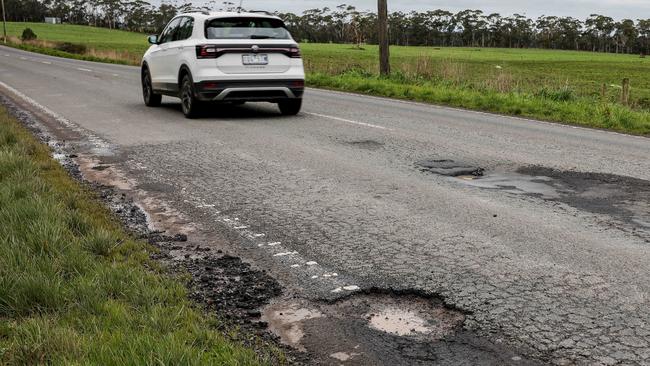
[185,8,210,15]
[248,10,276,16]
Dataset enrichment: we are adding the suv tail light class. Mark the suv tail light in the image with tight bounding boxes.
[289,47,302,58]
[196,45,218,59]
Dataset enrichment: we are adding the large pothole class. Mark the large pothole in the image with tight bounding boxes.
[263,291,541,365]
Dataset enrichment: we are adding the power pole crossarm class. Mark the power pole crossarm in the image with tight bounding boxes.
[378,0,390,75]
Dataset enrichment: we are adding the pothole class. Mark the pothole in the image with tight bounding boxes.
[416,159,485,177]
[368,306,440,336]
[263,291,464,353]
[262,291,539,365]
[458,172,563,199]
[342,293,464,339]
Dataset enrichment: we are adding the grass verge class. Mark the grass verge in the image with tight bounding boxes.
[11,41,134,65]
[0,107,275,365]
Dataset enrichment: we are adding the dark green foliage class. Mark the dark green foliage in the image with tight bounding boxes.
[55,42,87,54]
[21,28,37,41]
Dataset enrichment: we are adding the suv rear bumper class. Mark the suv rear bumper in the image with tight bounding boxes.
[194,79,304,102]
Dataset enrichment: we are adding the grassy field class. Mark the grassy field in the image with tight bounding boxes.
[5,22,650,134]
[0,107,277,364]
[302,44,650,104]
[7,22,148,61]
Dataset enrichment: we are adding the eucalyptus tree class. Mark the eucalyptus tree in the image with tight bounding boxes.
[638,19,650,54]
[615,19,638,53]
[455,9,484,46]
[585,14,616,52]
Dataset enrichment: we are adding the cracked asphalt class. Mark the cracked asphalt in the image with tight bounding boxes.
[1,46,650,365]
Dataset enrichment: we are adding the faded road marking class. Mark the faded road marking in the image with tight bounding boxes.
[305,112,392,131]
[77,67,93,72]
[274,251,299,257]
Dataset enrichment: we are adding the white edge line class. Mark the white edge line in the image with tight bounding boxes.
[305,111,393,131]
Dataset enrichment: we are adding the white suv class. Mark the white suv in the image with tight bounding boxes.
[141,11,305,118]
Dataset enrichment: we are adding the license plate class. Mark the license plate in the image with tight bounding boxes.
[242,54,268,65]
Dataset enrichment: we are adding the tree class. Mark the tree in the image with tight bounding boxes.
[638,19,650,54]
[585,14,615,52]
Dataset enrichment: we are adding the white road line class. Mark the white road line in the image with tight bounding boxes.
[77,67,93,72]
[0,80,112,156]
[41,61,52,65]
[305,112,393,131]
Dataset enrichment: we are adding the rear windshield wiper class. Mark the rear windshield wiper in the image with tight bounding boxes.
[250,35,275,39]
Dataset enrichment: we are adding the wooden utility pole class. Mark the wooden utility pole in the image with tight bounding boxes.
[1,0,6,44]
[378,0,390,75]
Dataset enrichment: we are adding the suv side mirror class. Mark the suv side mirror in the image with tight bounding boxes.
[148,35,158,45]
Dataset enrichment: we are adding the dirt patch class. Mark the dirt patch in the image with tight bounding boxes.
[417,159,485,177]
[186,255,282,320]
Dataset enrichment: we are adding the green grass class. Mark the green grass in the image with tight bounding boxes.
[6,22,650,134]
[302,44,650,106]
[0,107,278,364]
[7,22,149,55]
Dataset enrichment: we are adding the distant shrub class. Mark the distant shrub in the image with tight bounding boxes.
[21,28,37,41]
[55,42,87,55]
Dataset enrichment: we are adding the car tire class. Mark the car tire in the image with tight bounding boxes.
[142,68,162,107]
[278,99,302,116]
[180,74,201,119]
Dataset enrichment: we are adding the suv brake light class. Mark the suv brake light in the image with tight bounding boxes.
[196,45,218,59]
[289,47,302,58]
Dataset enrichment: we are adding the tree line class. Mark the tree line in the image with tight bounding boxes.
[281,6,650,54]
[7,0,650,54]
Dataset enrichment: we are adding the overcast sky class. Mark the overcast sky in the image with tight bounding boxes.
[177,0,650,20]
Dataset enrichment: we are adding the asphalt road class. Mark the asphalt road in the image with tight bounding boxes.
[2,46,650,365]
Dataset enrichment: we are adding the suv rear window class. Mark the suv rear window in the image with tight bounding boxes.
[205,17,291,40]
